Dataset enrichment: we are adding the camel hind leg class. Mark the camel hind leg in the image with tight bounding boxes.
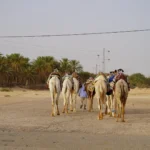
[116,103,122,122]
[99,101,103,120]
[72,93,77,112]
[56,98,60,115]
[70,93,73,111]
[100,92,106,117]
[91,97,94,111]
[121,103,125,122]
[62,87,67,113]
[98,98,103,120]
[88,96,92,112]
[55,82,60,116]
[50,88,55,117]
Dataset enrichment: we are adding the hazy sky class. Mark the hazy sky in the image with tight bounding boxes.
[0,0,150,76]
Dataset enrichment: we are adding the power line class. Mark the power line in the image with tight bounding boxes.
[0,29,150,38]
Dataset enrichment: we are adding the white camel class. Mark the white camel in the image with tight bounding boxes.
[115,79,128,122]
[48,75,61,117]
[94,74,107,120]
[62,76,73,114]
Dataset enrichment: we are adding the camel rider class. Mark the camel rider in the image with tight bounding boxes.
[47,68,61,85]
[111,69,130,91]
[113,69,126,82]
[108,71,115,83]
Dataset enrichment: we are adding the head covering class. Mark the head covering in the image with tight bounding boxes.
[110,71,114,74]
[118,69,124,73]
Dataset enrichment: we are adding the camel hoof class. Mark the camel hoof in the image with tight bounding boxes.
[57,112,60,115]
[97,116,100,120]
[98,117,103,120]
[122,120,125,122]
[70,106,73,111]
[51,113,55,117]
[109,113,112,117]
[98,114,103,120]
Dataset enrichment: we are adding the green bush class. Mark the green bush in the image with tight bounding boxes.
[0,88,12,92]
[129,73,150,88]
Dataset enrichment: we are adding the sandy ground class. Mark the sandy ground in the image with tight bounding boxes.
[0,87,150,150]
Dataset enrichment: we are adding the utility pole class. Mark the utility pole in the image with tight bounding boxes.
[96,64,97,74]
[102,48,110,73]
[96,54,100,74]
[97,54,100,73]
[103,48,105,73]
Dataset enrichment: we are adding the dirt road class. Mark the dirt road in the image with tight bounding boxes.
[0,89,150,149]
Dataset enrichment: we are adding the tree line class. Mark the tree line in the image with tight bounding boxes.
[0,53,94,89]
[0,52,149,89]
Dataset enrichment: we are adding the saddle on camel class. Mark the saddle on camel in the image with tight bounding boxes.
[47,68,61,87]
[48,69,60,79]
[85,77,95,93]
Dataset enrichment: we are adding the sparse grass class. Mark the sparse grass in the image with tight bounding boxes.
[0,88,12,92]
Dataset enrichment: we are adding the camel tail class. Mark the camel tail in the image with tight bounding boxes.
[120,83,126,105]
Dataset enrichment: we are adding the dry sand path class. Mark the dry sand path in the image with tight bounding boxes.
[0,88,150,149]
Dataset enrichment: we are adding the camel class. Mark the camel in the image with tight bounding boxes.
[94,74,107,120]
[85,81,95,112]
[48,75,61,117]
[62,76,73,114]
[115,79,128,122]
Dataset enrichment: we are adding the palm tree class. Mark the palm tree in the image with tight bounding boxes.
[69,60,83,73]
[0,54,13,86]
[6,53,30,85]
[32,56,57,83]
[22,65,36,86]
[0,53,6,86]
[59,58,71,73]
